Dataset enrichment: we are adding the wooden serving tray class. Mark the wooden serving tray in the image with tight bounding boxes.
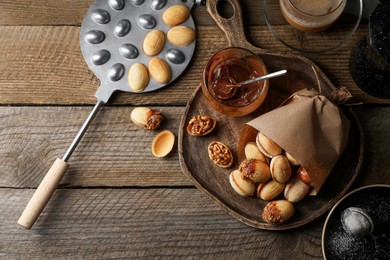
[178,0,364,230]
[178,84,363,230]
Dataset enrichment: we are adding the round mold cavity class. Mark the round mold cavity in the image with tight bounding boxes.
[92,49,111,65]
[85,30,105,44]
[166,49,185,64]
[114,19,131,37]
[131,0,145,6]
[108,63,125,81]
[151,0,167,10]
[91,9,110,24]
[137,14,157,30]
[108,0,125,10]
[119,44,139,59]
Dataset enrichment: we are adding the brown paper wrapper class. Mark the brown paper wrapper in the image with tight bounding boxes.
[244,89,350,194]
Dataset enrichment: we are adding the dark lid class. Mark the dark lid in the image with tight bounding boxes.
[369,1,390,65]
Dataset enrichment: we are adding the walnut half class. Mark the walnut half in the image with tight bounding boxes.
[208,141,233,168]
[187,115,216,136]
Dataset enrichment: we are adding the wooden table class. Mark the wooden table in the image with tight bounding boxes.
[1,1,389,258]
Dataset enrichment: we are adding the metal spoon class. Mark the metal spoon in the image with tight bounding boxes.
[214,69,287,100]
[226,69,287,88]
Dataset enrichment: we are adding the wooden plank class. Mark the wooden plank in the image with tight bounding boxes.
[0,188,325,259]
[0,0,265,26]
[351,107,390,187]
[0,0,92,26]
[0,106,192,188]
[0,25,386,105]
[0,25,201,106]
[0,1,363,27]
[1,106,389,188]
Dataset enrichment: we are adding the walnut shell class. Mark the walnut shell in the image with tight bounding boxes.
[167,26,195,47]
[162,5,190,26]
[148,57,171,84]
[128,63,149,92]
[143,30,165,56]
[151,130,175,158]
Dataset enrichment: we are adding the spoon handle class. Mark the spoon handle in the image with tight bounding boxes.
[236,69,287,87]
[372,234,390,258]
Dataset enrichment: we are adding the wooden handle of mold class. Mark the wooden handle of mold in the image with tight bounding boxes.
[17,158,69,229]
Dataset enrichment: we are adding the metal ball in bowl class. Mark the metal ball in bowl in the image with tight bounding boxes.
[341,207,374,237]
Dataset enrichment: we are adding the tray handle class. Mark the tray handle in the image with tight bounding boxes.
[206,0,261,50]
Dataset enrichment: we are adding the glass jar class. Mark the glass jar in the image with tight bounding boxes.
[279,0,347,33]
[349,1,390,98]
[201,47,268,117]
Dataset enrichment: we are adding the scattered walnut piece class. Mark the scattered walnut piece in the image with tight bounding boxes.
[131,107,164,130]
[145,109,164,130]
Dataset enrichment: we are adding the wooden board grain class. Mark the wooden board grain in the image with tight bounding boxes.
[0,0,266,26]
[0,0,364,27]
[350,107,390,187]
[1,188,325,259]
[0,25,201,106]
[0,0,387,258]
[0,25,385,105]
[1,106,389,189]
[0,106,191,188]
[0,0,92,26]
